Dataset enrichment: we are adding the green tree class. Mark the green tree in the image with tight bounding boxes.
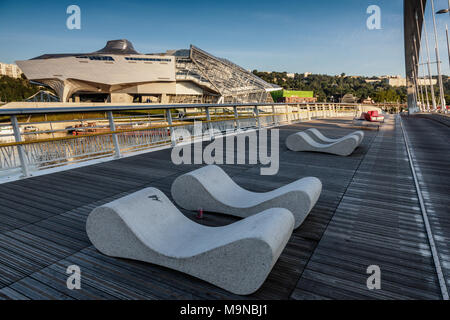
[251,70,429,103]
[0,75,45,102]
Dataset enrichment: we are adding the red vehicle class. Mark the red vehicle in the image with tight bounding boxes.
[363,110,385,122]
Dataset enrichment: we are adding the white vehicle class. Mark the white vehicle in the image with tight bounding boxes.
[0,126,16,143]
[23,125,38,132]
[0,126,14,136]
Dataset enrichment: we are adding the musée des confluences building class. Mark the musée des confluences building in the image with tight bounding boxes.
[16,39,280,104]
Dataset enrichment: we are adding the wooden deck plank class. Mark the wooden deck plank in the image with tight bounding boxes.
[0,116,447,300]
[292,116,444,300]
[402,115,450,294]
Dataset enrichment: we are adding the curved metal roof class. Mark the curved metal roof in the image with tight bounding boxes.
[95,39,140,55]
[31,39,141,60]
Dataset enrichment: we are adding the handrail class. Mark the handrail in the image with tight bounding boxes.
[0,102,386,116]
[0,112,302,148]
[0,103,362,178]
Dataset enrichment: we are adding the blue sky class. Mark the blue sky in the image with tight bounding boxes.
[0,0,449,76]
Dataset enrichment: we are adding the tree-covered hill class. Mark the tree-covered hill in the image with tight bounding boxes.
[253,71,450,104]
[1,72,448,105]
[0,75,43,103]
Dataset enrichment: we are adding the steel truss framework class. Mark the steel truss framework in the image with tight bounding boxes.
[174,46,280,104]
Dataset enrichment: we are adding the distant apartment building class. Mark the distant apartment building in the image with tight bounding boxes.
[303,72,312,78]
[365,79,381,84]
[416,78,437,86]
[386,76,437,87]
[0,62,22,78]
[364,75,437,87]
[286,73,295,79]
[380,75,402,79]
[386,77,407,87]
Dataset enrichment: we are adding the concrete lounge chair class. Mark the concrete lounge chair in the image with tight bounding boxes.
[86,187,295,295]
[305,128,364,146]
[286,131,360,156]
[171,165,322,229]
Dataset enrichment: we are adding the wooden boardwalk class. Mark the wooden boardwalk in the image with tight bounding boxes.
[0,115,447,300]
[402,114,450,297]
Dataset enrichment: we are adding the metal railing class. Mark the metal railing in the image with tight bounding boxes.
[0,102,361,177]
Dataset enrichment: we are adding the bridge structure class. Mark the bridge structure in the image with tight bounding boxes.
[404,0,448,114]
[0,1,448,300]
[0,102,380,178]
[0,100,448,300]
[25,90,59,103]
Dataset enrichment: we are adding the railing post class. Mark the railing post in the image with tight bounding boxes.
[307,104,311,120]
[254,106,261,129]
[11,115,30,177]
[205,107,213,140]
[107,111,121,159]
[205,106,212,123]
[285,105,290,123]
[166,109,176,146]
[233,106,239,130]
[297,104,302,121]
[272,105,276,125]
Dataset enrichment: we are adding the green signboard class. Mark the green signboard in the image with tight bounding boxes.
[271,90,314,101]
[282,90,314,98]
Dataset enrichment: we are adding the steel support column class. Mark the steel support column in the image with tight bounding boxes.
[11,115,29,177]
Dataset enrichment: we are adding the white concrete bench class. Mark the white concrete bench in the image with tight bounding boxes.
[305,128,364,146]
[286,131,360,156]
[86,187,294,295]
[171,165,321,229]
